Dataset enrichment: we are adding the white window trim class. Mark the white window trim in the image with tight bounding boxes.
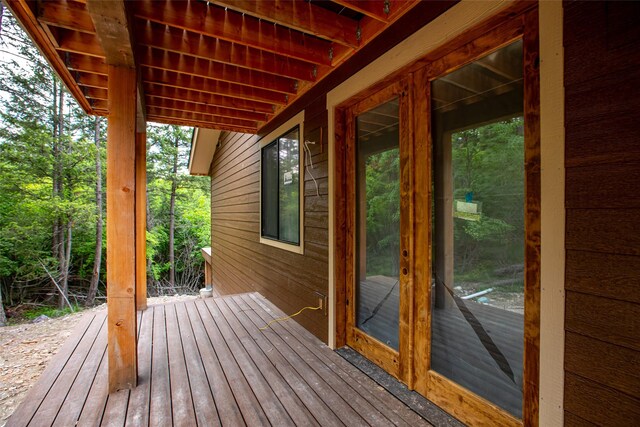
[259,110,305,254]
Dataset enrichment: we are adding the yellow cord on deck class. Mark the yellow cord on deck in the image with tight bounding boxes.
[259,305,322,331]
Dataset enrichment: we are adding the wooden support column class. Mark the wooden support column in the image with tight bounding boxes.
[135,130,147,311]
[107,65,138,392]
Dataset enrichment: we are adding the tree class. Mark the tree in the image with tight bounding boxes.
[0,10,98,309]
[146,124,210,294]
[86,117,103,306]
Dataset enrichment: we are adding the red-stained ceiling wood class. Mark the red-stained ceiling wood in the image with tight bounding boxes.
[135,20,321,83]
[132,0,333,65]
[331,0,390,22]
[7,0,431,133]
[143,84,276,115]
[137,47,298,95]
[146,96,270,123]
[142,68,289,105]
[36,0,96,34]
[212,0,360,47]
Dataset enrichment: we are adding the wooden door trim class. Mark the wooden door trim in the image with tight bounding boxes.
[415,7,540,427]
[334,4,540,426]
[343,80,407,380]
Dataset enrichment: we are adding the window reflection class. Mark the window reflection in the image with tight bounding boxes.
[431,40,525,417]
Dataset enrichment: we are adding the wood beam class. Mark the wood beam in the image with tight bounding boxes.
[86,0,135,67]
[66,53,108,75]
[143,84,276,115]
[76,71,108,89]
[36,0,96,33]
[83,86,109,100]
[136,20,320,82]
[331,0,390,22]
[212,0,359,47]
[357,1,420,52]
[142,68,288,105]
[146,115,257,134]
[55,27,105,57]
[89,98,108,111]
[136,131,147,311]
[106,65,138,393]
[137,47,297,95]
[147,106,259,130]
[133,0,333,65]
[146,96,269,123]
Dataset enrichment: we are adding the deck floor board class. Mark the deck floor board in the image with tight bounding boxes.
[7,293,434,427]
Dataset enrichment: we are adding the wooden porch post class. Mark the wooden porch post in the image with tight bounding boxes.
[107,65,138,392]
[136,130,147,311]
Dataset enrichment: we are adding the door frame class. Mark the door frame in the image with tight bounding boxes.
[341,79,413,380]
[333,4,540,426]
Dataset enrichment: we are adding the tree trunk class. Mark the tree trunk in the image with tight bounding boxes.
[52,78,60,264]
[59,221,72,309]
[86,117,102,306]
[146,184,154,292]
[0,4,5,38]
[0,285,7,327]
[56,87,68,309]
[168,136,178,293]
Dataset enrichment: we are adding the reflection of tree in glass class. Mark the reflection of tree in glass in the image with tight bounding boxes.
[365,148,400,277]
[452,117,524,290]
[278,131,299,244]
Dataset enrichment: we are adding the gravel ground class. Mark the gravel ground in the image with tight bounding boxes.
[0,295,198,426]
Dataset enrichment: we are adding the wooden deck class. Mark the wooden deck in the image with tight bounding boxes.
[6,293,430,427]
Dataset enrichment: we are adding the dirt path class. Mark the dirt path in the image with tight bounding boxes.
[0,295,198,426]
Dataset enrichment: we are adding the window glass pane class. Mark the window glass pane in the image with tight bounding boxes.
[278,128,300,244]
[431,40,524,417]
[356,98,400,349]
[261,141,279,239]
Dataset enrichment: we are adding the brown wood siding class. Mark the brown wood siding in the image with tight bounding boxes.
[210,96,329,341]
[564,1,640,424]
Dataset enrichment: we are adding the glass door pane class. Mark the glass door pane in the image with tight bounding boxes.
[355,98,400,350]
[431,40,525,417]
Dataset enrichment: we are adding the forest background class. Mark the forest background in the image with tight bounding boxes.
[0,8,211,326]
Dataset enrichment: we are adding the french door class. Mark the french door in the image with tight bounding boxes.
[344,80,412,379]
[336,7,539,426]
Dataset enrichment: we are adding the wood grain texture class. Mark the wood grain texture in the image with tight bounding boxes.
[411,66,432,392]
[566,209,640,256]
[564,372,640,426]
[566,161,640,209]
[8,295,426,427]
[106,65,138,392]
[209,109,329,342]
[522,8,541,427]
[565,291,640,352]
[565,250,640,304]
[426,371,521,427]
[398,76,415,387]
[565,331,640,399]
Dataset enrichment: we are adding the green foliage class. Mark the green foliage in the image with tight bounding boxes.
[145,124,211,293]
[0,12,211,313]
[365,147,400,277]
[451,118,525,286]
[23,303,81,321]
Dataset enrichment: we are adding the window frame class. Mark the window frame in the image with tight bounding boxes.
[259,110,305,254]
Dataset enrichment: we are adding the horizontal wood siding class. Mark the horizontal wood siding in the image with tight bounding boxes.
[564,1,640,424]
[210,96,329,341]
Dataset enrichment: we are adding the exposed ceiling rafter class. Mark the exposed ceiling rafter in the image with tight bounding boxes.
[7,0,435,134]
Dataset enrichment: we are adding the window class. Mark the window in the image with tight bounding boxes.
[260,111,304,253]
